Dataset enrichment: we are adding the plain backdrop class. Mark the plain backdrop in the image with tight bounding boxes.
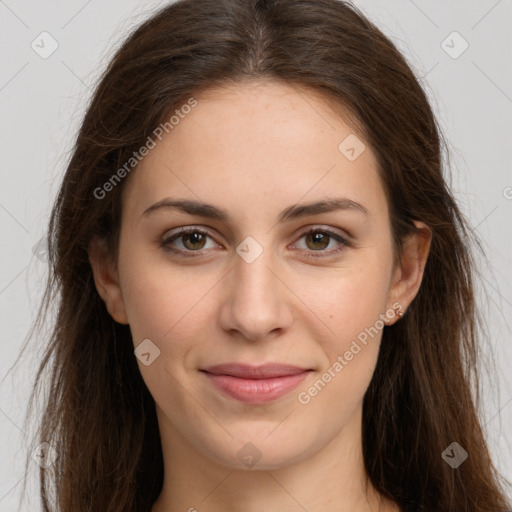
[0,0,511,509]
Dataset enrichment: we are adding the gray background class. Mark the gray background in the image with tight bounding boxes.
[0,0,511,509]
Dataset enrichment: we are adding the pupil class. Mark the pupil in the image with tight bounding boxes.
[309,232,328,250]
[185,232,204,249]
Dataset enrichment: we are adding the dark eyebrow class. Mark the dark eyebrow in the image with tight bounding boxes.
[141,197,368,222]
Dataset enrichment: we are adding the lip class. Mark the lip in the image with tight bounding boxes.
[200,363,312,404]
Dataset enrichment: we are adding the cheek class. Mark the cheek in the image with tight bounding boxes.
[298,278,387,417]
[320,290,384,397]
[119,254,211,406]
[297,341,379,434]
[311,260,392,348]
[118,240,213,343]
[299,255,391,404]
[121,274,178,344]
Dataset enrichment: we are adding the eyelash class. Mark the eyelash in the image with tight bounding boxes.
[160,226,351,259]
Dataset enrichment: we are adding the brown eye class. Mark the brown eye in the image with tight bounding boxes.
[181,231,207,250]
[304,231,330,250]
[293,227,350,259]
[161,226,350,259]
[161,227,218,256]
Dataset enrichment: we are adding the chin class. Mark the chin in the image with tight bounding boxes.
[196,426,318,471]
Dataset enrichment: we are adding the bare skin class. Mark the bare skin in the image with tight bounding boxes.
[89,79,430,511]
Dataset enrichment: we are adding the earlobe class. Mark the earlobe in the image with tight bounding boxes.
[88,237,129,325]
[386,221,432,325]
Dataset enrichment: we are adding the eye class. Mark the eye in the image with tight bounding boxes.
[161,227,219,257]
[292,227,350,259]
[160,225,350,259]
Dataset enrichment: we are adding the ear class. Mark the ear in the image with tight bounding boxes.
[88,237,129,325]
[385,221,432,325]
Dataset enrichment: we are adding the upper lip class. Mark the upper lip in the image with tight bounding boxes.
[200,363,311,379]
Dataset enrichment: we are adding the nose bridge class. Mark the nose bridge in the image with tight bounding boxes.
[236,248,277,303]
[220,236,292,340]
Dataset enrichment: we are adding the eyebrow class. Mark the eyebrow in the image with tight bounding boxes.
[141,197,368,223]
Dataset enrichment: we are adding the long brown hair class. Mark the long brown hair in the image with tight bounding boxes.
[14,0,511,510]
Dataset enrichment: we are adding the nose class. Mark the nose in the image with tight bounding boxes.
[218,242,294,342]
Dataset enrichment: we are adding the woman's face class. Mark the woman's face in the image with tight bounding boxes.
[91,79,427,470]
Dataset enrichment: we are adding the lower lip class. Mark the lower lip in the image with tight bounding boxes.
[202,371,311,403]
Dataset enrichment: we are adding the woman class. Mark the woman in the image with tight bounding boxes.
[20,0,511,510]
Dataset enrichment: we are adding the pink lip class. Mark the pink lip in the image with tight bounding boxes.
[200,363,312,404]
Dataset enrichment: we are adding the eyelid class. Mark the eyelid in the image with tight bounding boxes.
[160,226,221,256]
[290,224,352,243]
[160,224,351,257]
[288,225,351,259]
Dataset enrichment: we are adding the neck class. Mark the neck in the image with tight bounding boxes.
[151,406,399,512]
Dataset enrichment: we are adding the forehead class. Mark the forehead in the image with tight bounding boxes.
[121,80,387,225]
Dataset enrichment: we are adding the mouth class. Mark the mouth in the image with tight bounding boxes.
[199,363,313,403]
